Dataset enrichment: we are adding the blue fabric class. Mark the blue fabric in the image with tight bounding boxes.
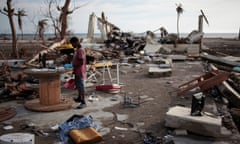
[64,64,73,69]
[59,115,97,142]
[233,66,240,72]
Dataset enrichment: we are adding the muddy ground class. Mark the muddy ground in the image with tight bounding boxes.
[0,38,240,144]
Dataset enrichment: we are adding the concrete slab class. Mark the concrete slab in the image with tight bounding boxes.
[173,136,230,144]
[168,55,187,61]
[0,92,123,136]
[165,106,231,138]
[148,64,172,77]
[144,44,162,53]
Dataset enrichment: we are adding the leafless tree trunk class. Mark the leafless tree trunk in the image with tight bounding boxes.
[59,0,71,39]
[0,0,18,58]
[57,0,83,39]
[43,0,83,40]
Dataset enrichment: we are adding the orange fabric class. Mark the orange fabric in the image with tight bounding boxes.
[69,127,102,144]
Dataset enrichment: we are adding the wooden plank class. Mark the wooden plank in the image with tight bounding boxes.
[177,70,228,95]
[210,64,240,108]
[201,54,240,68]
[218,81,240,108]
[0,107,16,122]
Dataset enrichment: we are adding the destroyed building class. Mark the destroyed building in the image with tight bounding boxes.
[0,12,240,144]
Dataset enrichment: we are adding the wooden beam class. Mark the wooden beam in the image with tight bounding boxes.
[201,54,240,68]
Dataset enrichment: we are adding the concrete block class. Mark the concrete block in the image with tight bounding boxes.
[187,46,200,56]
[165,106,231,137]
[144,44,162,53]
[148,64,172,77]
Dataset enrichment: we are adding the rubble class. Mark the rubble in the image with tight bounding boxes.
[0,12,240,144]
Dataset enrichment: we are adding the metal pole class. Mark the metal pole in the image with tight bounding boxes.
[198,15,203,52]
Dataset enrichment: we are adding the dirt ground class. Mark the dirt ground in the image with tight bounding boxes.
[98,61,205,144]
[0,38,240,144]
[99,37,240,144]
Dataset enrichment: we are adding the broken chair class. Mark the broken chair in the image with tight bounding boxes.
[86,61,98,83]
[177,70,229,95]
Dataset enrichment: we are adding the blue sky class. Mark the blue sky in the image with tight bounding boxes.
[0,0,240,34]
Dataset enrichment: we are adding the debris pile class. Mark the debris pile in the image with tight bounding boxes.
[0,63,38,101]
[0,12,240,144]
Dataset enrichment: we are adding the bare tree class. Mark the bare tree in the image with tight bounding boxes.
[176,3,183,38]
[57,0,85,39]
[58,0,70,39]
[0,0,18,58]
[43,0,61,39]
[15,8,27,40]
[42,0,84,40]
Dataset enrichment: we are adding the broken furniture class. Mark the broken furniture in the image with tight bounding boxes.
[96,63,121,93]
[165,106,231,137]
[94,61,112,69]
[24,68,73,112]
[177,70,228,95]
[209,64,240,108]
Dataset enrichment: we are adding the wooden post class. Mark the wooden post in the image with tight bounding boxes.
[198,15,203,52]
[238,27,240,40]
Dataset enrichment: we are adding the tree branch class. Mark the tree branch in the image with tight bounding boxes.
[0,9,8,16]
[68,2,89,14]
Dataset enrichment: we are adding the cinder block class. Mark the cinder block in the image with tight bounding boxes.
[165,106,231,137]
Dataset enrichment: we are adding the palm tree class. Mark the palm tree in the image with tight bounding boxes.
[15,8,27,40]
[176,3,183,38]
[37,19,48,40]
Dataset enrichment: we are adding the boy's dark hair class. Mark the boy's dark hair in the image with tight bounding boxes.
[70,37,79,44]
